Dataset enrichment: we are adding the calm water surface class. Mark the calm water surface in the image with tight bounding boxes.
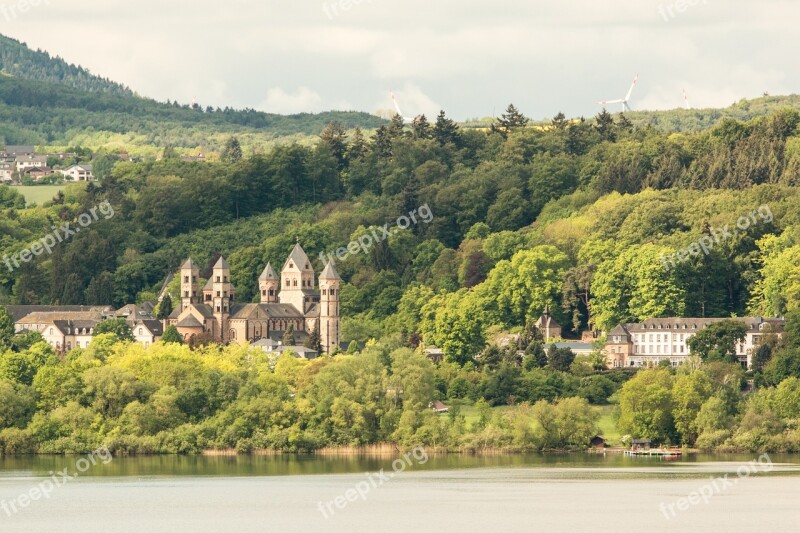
[1,453,799,532]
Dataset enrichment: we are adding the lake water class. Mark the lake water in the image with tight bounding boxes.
[2,453,800,532]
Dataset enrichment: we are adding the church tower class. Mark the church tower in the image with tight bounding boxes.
[319,261,341,354]
[258,263,279,303]
[279,243,315,313]
[180,258,200,311]
[211,256,235,341]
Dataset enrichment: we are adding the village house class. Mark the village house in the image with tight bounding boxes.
[0,163,13,183]
[166,243,342,353]
[60,164,95,181]
[14,154,48,173]
[2,145,36,157]
[536,306,562,342]
[605,317,785,370]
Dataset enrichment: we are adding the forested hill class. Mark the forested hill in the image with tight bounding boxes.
[0,34,386,153]
[0,34,132,96]
[625,94,800,133]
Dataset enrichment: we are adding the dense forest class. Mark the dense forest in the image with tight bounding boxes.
[4,90,800,452]
[0,34,386,154]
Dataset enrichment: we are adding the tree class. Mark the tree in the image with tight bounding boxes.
[93,318,134,342]
[433,111,461,147]
[305,324,322,353]
[161,325,183,344]
[156,294,174,320]
[617,369,675,443]
[491,104,529,138]
[686,320,747,363]
[547,345,575,372]
[283,324,296,346]
[221,136,243,163]
[671,371,713,445]
[0,306,14,349]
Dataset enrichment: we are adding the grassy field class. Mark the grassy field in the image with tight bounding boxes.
[596,405,622,446]
[17,185,65,205]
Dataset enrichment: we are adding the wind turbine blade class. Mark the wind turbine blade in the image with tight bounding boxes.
[600,99,624,105]
[624,74,639,102]
[683,89,690,109]
[389,90,404,117]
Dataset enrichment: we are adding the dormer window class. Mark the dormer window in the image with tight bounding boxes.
[289,262,294,268]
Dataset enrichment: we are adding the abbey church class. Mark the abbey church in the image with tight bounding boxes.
[166,243,341,353]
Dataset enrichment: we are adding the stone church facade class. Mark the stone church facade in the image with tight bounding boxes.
[166,243,341,353]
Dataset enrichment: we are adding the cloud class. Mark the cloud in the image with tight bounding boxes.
[257,87,323,114]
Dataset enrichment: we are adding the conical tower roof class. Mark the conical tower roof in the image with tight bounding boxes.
[259,262,278,281]
[320,261,341,280]
[181,258,198,270]
[213,256,230,270]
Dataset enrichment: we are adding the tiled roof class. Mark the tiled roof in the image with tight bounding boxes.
[283,243,312,272]
[213,256,230,270]
[176,315,204,328]
[6,305,112,322]
[259,262,278,281]
[320,261,340,280]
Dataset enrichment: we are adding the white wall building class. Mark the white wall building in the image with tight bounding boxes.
[605,317,785,369]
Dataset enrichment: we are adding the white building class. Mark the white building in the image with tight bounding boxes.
[605,317,785,369]
[0,163,13,183]
[60,164,95,181]
[15,155,47,173]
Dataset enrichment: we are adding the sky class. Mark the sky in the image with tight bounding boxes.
[1,0,798,120]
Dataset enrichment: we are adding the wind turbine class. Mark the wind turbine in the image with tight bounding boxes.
[598,74,639,112]
[389,90,414,124]
[682,88,691,110]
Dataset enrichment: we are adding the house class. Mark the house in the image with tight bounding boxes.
[60,164,95,181]
[590,436,607,448]
[0,163,14,183]
[536,306,562,342]
[22,166,54,181]
[631,438,651,450]
[14,311,103,352]
[251,338,318,359]
[15,155,48,173]
[430,400,449,413]
[424,346,445,363]
[166,244,341,353]
[132,319,164,348]
[605,317,786,370]
[2,145,35,157]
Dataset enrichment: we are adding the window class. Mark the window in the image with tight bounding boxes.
[286,280,290,287]
[184,291,189,297]
[216,276,220,282]
[49,328,53,335]
[216,291,221,297]
[330,289,335,296]
[139,328,143,335]
[293,280,298,287]
[184,276,189,283]
[262,290,267,296]
[193,276,197,282]
[322,289,327,296]
[269,289,274,296]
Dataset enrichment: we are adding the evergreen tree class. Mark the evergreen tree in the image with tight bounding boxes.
[320,121,348,169]
[221,136,243,163]
[0,306,14,349]
[346,127,368,162]
[305,324,322,353]
[283,324,296,346]
[433,110,461,146]
[156,294,173,320]
[161,325,183,344]
[551,111,568,131]
[491,104,529,138]
[594,109,616,141]
[411,115,432,139]
[346,340,359,354]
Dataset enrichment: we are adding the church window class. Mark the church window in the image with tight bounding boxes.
[286,280,290,287]
[262,290,266,296]
[184,291,189,297]
[184,276,189,283]
[322,289,327,296]
[269,289,274,296]
[216,291,221,297]
[216,276,220,282]
[293,280,298,287]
